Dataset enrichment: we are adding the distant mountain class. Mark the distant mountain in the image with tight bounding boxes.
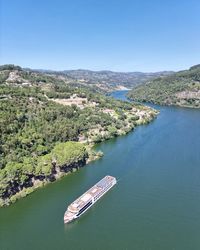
[0,64,173,92]
[128,64,200,108]
[32,68,173,91]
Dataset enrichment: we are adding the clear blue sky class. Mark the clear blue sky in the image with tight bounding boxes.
[1,0,200,72]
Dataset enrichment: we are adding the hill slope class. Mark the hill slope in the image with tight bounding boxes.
[128,65,200,108]
[0,65,158,206]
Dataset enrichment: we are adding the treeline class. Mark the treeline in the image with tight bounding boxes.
[0,64,22,71]
[0,142,88,205]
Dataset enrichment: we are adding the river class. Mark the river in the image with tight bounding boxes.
[0,91,200,250]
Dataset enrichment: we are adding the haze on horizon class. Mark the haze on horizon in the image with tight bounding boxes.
[1,0,200,72]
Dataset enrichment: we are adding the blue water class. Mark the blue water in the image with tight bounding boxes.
[0,91,200,250]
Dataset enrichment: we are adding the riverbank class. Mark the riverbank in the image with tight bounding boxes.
[0,98,158,207]
[1,91,200,250]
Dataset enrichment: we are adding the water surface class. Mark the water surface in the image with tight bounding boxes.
[0,91,200,250]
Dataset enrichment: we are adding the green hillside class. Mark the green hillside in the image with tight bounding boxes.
[128,65,200,108]
[0,65,158,206]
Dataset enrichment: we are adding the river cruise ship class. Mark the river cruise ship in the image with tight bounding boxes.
[64,175,117,224]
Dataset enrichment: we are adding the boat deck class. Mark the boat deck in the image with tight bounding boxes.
[68,176,115,213]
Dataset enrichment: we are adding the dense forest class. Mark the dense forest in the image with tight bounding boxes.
[0,65,158,206]
[128,64,200,108]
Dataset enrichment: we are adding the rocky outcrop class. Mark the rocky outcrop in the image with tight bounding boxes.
[0,156,87,207]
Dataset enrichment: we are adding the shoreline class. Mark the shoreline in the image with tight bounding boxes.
[0,102,159,208]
